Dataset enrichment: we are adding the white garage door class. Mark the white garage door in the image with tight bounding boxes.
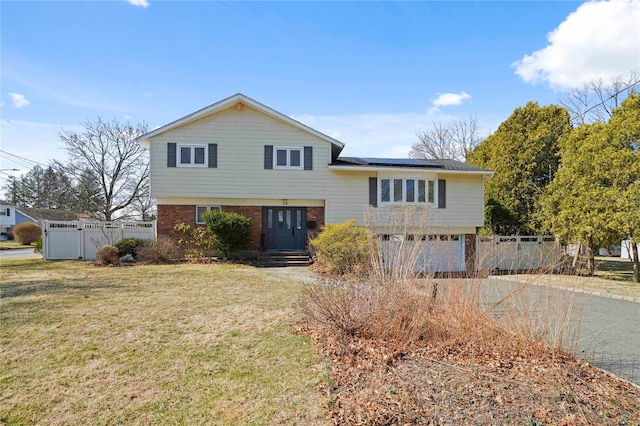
[381,234,466,273]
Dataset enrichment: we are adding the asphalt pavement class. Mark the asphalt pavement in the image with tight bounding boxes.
[479,277,640,386]
[0,248,41,260]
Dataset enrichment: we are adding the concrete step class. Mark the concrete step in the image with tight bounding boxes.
[257,251,312,267]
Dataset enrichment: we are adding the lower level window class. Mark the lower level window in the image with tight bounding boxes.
[196,206,221,224]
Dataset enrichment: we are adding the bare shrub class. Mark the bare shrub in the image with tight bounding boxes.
[13,222,42,245]
[96,245,120,265]
[300,206,581,358]
[136,236,182,264]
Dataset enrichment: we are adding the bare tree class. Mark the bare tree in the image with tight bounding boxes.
[560,70,639,125]
[58,118,150,221]
[410,116,482,162]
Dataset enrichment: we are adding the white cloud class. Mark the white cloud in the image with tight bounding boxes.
[127,0,150,7]
[432,92,471,108]
[9,93,30,108]
[144,91,153,97]
[513,0,640,89]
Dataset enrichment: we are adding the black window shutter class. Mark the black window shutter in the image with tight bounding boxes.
[304,146,313,170]
[369,177,377,207]
[167,143,177,167]
[208,143,217,168]
[264,145,273,169]
[7,208,10,217]
[438,179,446,208]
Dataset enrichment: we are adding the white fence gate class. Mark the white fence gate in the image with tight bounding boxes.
[42,221,156,260]
[478,235,561,271]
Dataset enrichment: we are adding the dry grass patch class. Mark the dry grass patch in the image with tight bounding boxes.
[1,259,328,425]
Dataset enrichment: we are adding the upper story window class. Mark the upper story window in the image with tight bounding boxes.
[380,178,435,205]
[274,147,303,169]
[179,144,207,167]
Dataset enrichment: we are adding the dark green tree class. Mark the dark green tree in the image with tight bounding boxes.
[467,102,571,234]
[539,94,640,279]
[74,168,105,216]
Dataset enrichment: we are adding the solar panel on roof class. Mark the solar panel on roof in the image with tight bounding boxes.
[355,158,444,168]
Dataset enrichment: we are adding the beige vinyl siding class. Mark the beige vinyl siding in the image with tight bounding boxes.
[148,103,486,230]
[429,175,485,227]
[149,106,334,200]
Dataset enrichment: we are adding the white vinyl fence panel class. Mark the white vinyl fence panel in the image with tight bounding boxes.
[43,221,155,260]
[478,235,561,271]
[621,240,640,261]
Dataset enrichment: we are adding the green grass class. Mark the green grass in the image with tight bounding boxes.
[594,256,636,283]
[0,260,328,425]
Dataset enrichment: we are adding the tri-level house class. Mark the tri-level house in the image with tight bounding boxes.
[136,93,492,271]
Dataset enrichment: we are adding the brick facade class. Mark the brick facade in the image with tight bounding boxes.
[157,205,197,241]
[306,206,325,242]
[465,233,477,273]
[157,204,325,251]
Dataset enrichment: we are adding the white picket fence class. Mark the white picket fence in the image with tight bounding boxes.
[42,220,156,260]
[478,235,562,271]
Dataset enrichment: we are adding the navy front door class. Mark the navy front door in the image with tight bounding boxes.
[263,207,307,250]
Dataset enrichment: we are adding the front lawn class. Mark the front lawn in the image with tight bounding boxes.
[0,260,327,425]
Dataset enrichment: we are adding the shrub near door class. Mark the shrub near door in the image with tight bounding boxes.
[201,210,251,259]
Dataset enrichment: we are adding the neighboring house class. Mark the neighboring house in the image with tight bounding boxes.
[16,207,83,223]
[0,202,86,240]
[0,202,17,239]
[136,93,492,271]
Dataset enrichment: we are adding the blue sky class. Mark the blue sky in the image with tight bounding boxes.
[1,0,639,179]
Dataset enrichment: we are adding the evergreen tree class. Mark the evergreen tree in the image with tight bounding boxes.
[467,102,571,234]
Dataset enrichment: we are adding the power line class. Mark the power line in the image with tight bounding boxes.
[0,150,50,169]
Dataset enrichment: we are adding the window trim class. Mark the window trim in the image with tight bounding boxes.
[379,178,436,206]
[273,146,304,170]
[178,144,208,167]
[195,205,221,224]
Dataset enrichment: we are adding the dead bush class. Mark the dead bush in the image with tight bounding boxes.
[136,236,182,264]
[96,245,120,265]
[13,222,42,245]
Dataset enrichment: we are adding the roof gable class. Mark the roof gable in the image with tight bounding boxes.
[136,93,345,159]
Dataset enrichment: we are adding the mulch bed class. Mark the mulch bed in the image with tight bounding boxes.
[299,322,640,425]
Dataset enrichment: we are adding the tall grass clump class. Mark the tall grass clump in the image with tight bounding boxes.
[299,206,582,358]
